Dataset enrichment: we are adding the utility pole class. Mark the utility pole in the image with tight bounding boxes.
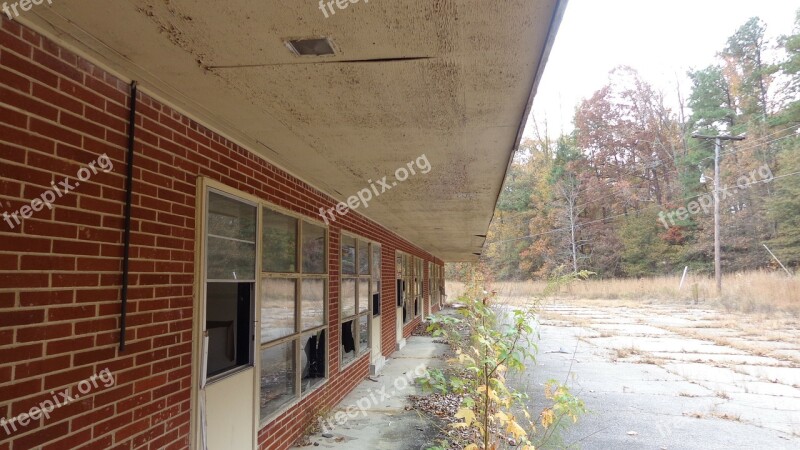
[691,133,745,296]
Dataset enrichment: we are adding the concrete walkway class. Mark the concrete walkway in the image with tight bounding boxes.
[291,335,449,450]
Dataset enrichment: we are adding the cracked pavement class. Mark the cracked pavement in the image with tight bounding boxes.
[510,302,800,449]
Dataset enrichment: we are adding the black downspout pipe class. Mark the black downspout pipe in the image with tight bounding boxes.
[120,81,138,352]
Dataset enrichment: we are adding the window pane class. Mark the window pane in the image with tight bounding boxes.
[358,279,369,313]
[206,282,253,377]
[263,209,297,273]
[371,279,381,316]
[341,235,356,275]
[259,341,296,419]
[261,278,296,343]
[341,319,356,366]
[301,330,326,393]
[372,245,381,277]
[207,236,256,280]
[396,254,403,278]
[208,192,256,241]
[358,241,369,275]
[341,278,356,318]
[301,279,325,331]
[358,315,368,354]
[302,222,326,274]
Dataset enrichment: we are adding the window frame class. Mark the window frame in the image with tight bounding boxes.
[413,256,423,318]
[257,204,330,426]
[203,189,258,383]
[340,233,380,370]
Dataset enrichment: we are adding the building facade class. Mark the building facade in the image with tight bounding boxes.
[0,1,564,448]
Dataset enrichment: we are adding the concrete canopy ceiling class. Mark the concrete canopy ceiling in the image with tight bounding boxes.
[20,0,565,262]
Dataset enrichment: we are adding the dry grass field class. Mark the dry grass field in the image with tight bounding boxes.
[447,270,800,315]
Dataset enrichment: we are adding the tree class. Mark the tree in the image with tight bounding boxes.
[721,17,774,124]
[687,65,736,133]
[775,9,800,125]
[767,139,800,267]
[618,209,676,277]
[553,173,583,275]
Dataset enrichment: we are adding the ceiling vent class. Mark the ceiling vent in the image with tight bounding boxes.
[285,38,335,56]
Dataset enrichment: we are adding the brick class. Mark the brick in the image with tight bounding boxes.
[53,207,102,227]
[78,196,122,215]
[48,305,96,321]
[0,329,12,346]
[0,345,43,371]
[51,273,99,288]
[20,254,75,270]
[46,336,94,355]
[22,219,78,239]
[14,355,71,379]
[0,235,51,252]
[75,319,117,340]
[0,291,14,308]
[75,288,118,303]
[0,379,41,408]
[76,257,120,272]
[77,226,121,244]
[52,239,100,256]
[19,290,73,307]
[43,366,94,390]
[0,309,44,327]
[0,273,48,288]
[16,323,72,343]
[73,347,116,366]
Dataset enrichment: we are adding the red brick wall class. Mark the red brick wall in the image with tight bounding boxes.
[0,17,443,450]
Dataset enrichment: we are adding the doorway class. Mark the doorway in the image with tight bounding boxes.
[195,186,257,450]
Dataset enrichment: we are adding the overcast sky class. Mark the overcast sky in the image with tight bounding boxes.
[526,0,799,139]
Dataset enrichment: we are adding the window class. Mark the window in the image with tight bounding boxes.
[398,252,413,324]
[205,191,256,380]
[429,262,435,312]
[259,208,328,422]
[414,257,423,317]
[429,263,443,309]
[372,244,381,316]
[341,236,379,368]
